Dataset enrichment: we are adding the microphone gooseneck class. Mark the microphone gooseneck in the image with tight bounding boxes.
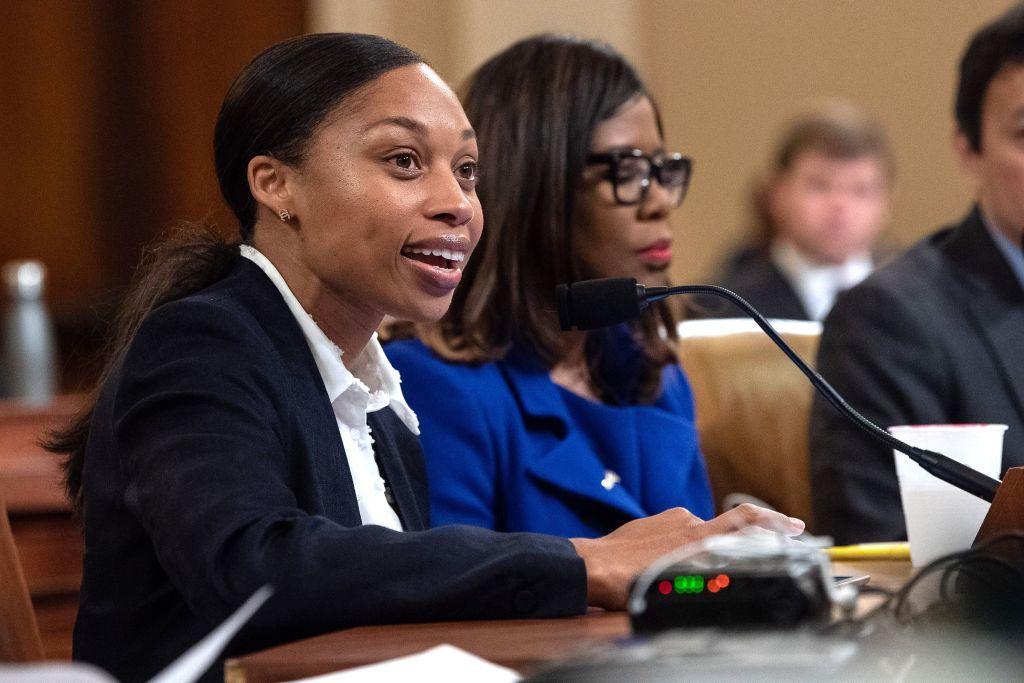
[557,277,1001,503]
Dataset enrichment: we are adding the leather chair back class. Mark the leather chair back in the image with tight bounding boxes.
[678,319,821,524]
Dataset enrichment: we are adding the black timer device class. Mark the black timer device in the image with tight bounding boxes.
[628,533,846,633]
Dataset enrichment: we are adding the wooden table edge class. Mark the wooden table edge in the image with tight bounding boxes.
[225,559,913,682]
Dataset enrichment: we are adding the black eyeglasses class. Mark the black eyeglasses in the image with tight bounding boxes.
[585,149,693,207]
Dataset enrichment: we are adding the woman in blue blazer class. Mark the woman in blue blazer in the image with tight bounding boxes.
[46,33,797,681]
[387,35,714,538]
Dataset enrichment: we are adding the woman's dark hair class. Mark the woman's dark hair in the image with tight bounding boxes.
[415,34,677,404]
[48,33,423,514]
[956,3,1024,153]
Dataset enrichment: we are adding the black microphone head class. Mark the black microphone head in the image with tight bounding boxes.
[556,278,644,331]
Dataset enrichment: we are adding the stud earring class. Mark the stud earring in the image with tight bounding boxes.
[278,208,292,222]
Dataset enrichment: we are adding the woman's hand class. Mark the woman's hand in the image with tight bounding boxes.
[569,505,804,610]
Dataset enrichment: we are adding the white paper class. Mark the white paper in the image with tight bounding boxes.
[0,586,273,683]
[0,663,115,682]
[286,644,521,683]
[150,584,274,683]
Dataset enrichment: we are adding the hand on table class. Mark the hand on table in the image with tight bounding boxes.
[570,505,805,610]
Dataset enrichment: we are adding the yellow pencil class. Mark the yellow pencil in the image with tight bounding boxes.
[827,542,911,561]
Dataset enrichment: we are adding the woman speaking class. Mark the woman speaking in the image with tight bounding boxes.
[48,33,802,681]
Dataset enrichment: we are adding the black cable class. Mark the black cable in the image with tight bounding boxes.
[858,586,896,599]
[831,531,1024,634]
[943,555,1023,605]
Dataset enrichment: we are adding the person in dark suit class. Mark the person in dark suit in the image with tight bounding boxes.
[387,36,712,537]
[810,5,1024,544]
[46,34,801,681]
[704,102,893,321]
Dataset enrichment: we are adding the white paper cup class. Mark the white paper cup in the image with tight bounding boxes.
[889,424,1006,566]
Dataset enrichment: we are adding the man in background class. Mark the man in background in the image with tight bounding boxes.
[810,4,1024,544]
[708,102,893,321]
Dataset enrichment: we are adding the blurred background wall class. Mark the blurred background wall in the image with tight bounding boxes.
[315,0,1013,278]
[1,0,1014,392]
[1,0,306,390]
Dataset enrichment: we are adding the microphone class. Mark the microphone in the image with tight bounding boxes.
[555,277,1002,503]
[556,278,648,331]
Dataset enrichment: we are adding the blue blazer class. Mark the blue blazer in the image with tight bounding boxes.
[387,335,713,539]
[75,257,585,682]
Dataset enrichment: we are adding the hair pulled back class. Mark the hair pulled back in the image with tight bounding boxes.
[49,33,423,513]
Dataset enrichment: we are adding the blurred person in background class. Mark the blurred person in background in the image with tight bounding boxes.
[387,35,715,537]
[810,5,1024,544]
[706,102,893,321]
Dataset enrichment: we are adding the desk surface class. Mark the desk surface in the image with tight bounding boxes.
[226,559,912,683]
[0,396,83,660]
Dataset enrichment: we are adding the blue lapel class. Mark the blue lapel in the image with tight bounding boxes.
[498,346,647,520]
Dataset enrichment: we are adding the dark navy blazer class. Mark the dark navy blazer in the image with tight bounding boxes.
[386,335,713,539]
[712,248,811,320]
[811,208,1024,543]
[74,257,585,682]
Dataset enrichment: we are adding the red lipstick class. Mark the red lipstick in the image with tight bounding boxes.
[637,239,672,265]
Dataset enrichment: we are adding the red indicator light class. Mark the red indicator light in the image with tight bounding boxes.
[716,574,730,588]
[658,580,672,595]
[708,581,720,593]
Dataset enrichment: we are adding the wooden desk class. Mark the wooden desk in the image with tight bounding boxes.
[833,558,913,592]
[226,559,912,683]
[0,396,83,659]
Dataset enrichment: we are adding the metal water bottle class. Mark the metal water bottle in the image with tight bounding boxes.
[1,260,57,404]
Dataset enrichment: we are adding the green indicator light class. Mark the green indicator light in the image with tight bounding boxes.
[673,575,706,594]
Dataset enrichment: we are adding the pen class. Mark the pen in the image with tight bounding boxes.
[827,542,911,561]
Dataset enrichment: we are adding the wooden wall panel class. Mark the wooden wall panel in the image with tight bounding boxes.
[1,3,108,316]
[1,1,306,392]
[0,3,306,659]
[98,1,310,282]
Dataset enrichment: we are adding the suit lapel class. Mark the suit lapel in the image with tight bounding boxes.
[526,433,647,520]
[944,209,1024,424]
[368,409,428,531]
[499,347,647,521]
[233,259,432,529]
[765,259,813,320]
[234,259,364,525]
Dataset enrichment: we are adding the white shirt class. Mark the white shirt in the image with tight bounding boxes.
[770,239,874,321]
[240,245,419,531]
